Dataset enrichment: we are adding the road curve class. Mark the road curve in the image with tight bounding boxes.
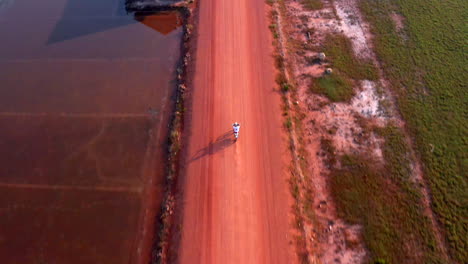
[175,0,295,263]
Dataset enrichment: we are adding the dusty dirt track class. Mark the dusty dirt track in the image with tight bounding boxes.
[175,0,295,263]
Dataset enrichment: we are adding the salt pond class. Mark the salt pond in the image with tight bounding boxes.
[0,0,182,263]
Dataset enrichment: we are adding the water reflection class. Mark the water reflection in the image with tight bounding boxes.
[0,0,15,11]
[0,0,183,263]
[48,0,181,44]
[134,11,182,35]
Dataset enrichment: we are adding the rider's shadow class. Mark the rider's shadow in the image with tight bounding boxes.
[190,131,234,162]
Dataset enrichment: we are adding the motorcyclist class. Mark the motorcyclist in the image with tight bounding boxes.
[232,122,240,137]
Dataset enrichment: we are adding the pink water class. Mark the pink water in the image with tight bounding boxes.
[0,0,182,263]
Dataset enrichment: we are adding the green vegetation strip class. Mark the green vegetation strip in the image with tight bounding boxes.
[359,0,467,262]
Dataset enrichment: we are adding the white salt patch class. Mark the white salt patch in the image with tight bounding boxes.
[351,80,381,118]
[334,0,373,59]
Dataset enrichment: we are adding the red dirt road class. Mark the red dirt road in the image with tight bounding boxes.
[175,0,295,263]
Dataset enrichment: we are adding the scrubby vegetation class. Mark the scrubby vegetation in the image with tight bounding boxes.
[329,126,444,263]
[309,34,378,102]
[359,0,467,262]
[310,73,354,102]
[301,0,323,11]
[322,34,378,81]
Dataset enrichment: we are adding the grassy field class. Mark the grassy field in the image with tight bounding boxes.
[359,0,467,262]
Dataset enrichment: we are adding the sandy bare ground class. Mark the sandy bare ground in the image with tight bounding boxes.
[172,0,296,263]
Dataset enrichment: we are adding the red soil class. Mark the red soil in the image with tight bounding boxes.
[174,0,296,263]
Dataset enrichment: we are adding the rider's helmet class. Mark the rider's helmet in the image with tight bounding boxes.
[233,122,239,126]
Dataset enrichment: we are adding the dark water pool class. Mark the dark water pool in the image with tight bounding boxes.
[0,0,182,263]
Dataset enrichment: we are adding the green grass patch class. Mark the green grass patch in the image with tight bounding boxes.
[309,72,354,102]
[281,82,291,92]
[323,34,379,81]
[360,0,467,261]
[284,117,293,130]
[269,23,279,39]
[309,34,379,102]
[301,0,323,10]
[329,126,444,263]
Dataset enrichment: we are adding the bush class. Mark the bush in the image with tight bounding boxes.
[323,33,379,81]
[301,0,323,10]
[309,72,354,102]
